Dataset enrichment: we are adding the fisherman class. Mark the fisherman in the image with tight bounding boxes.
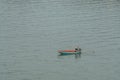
[75,48,78,52]
[75,47,81,57]
[75,47,81,52]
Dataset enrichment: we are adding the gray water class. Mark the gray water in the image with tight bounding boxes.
[0,0,120,80]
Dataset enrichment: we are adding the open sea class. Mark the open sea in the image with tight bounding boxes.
[0,0,120,80]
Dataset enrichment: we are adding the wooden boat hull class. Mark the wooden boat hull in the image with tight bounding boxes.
[59,51,81,55]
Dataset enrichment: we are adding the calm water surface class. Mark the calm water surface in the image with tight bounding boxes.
[0,0,120,80]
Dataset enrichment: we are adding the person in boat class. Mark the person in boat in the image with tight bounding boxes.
[75,47,81,52]
[75,47,81,57]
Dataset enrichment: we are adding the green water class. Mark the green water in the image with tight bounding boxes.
[0,0,120,80]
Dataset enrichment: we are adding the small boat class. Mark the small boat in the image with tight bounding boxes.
[58,50,81,55]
